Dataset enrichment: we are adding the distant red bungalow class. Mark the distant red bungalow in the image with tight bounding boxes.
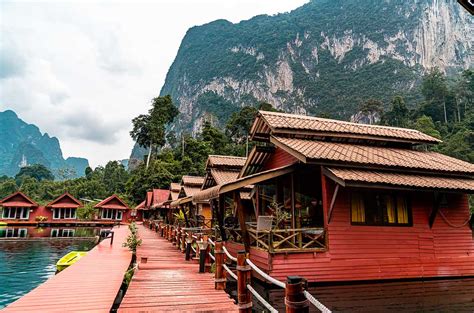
[0,192,38,221]
[94,194,130,223]
[46,192,83,221]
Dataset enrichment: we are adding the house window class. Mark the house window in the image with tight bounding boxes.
[53,208,77,219]
[51,229,59,237]
[62,229,75,237]
[351,192,411,226]
[101,209,122,220]
[2,207,29,220]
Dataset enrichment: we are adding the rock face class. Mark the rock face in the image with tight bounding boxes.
[0,110,89,178]
[160,0,472,133]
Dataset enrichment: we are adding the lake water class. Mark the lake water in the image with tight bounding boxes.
[0,226,107,309]
[226,277,474,312]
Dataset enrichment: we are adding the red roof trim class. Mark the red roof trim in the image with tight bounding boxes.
[46,192,83,208]
[94,194,130,210]
[0,191,38,207]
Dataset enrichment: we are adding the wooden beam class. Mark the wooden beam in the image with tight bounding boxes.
[234,191,250,252]
[328,184,340,224]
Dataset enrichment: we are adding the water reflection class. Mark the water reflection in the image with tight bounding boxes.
[0,226,109,308]
[227,277,474,312]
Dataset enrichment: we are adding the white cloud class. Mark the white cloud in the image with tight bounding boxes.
[0,0,308,167]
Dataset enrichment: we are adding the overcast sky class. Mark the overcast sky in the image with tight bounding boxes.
[0,0,308,168]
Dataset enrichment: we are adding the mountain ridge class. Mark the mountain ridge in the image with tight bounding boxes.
[160,0,472,133]
[0,110,89,178]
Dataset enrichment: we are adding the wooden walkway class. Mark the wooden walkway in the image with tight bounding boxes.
[2,225,132,313]
[119,224,237,312]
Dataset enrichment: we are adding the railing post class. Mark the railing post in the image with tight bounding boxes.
[215,240,226,290]
[285,276,309,313]
[181,231,186,252]
[203,235,211,272]
[198,239,209,273]
[237,251,252,313]
[185,237,192,261]
[177,227,181,249]
[160,224,164,237]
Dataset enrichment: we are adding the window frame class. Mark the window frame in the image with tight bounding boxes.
[350,191,413,227]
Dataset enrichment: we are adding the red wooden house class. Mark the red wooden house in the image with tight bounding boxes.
[0,192,39,223]
[94,194,130,223]
[193,110,474,283]
[45,192,83,221]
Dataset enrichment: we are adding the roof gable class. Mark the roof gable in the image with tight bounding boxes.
[94,194,129,210]
[152,189,170,207]
[0,191,38,207]
[46,193,83,208]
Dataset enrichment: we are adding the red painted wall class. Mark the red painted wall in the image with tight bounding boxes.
[266,180,474,282]
[263,147,298,171]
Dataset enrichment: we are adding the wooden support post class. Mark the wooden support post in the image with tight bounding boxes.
[181,231,187,252]
[177,227,181,250]
[214,241,226,290]
[185,237,192,261]
[198,240,209,273]
[203,235,211,272]
[160,224,164,237]
[234,192,250,252]
[285,276,309,313]
[237,251,252,313]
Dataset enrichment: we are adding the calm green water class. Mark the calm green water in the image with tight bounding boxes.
[0,227,106,309]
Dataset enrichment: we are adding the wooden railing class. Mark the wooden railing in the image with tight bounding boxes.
[149,220,331,313]
[226,226,327,253]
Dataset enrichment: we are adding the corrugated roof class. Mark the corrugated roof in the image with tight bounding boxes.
[253,111,441,144]
[152,189,170,208]
[181,176,204,186]
[325,167,474,192]
[206,155,247,168]
[272,136,474,174]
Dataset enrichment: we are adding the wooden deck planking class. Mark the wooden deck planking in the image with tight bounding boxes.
[118,224,237,312]
[2,225,132,313]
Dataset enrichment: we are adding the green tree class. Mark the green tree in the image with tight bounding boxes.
[421,68,449,123]
[15,164,54,182]
[414,115,441,139]
[130,95,179,168]
[382,96,409,127]
[103,161,129,195]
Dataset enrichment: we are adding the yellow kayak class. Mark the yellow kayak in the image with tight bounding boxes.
[56,251,87,273]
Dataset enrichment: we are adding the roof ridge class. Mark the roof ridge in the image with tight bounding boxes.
[259,110,429,135]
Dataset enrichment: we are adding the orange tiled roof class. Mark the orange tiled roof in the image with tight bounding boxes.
[181,176,204,186]
[326,167,474,192]
[211,168,240,185]
[206,155,247,168]
[170,183,181,192]
[253,111,441,144]
[182,186,202,197]
[272,136,474,174]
